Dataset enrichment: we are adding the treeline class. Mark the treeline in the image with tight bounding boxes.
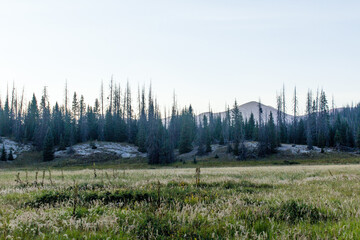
[0,82,360,163]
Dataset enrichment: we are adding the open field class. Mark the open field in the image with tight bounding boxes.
[2,149,360,170]
[1,163,360,239]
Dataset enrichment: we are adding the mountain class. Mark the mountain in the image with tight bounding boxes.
[197,101,293,123]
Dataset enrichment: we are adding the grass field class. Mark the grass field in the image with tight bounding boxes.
[1,157,360,239]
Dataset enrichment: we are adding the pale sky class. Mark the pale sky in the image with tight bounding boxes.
[1,0,360,115]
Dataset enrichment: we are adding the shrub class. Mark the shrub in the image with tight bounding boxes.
[272,200,328,224]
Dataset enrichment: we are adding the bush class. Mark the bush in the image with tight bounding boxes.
[90,141,97,149]
[272,200,329,224]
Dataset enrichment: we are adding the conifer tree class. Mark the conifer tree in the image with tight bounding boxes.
[223,105,231,149]
[72,92,79,120]
[179,120,192,154]
[58,134,66,151]
[43,127,54,161]
[203,115,212,153]
[179,107,194,154]
[160,122,175,164]
[357,128,360,149]
[334,130,341,148]
[257,101,268,156]
[268,112,277,153]
[317,90,329,148]
[246,113,255,140]
[34,87,51,150]
[1,94,10,136]
[1,144,6,161]
[7,149,14,161]
[24,94,39,141]
[231,100,243,156]
[137,88,147,153]
[296,119,306,145]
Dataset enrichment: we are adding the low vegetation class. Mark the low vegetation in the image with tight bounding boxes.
[1,163,360,239]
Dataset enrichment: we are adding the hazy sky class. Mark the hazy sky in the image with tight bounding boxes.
[1,0,359,115]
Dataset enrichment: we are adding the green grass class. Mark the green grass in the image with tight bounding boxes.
[0,159,360,239]
[1,150,359,171]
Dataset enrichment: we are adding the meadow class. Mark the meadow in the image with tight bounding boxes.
[1,160,360,239]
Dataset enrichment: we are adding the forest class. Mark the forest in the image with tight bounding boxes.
[1,81,360,163]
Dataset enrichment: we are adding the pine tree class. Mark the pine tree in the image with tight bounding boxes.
[297,119,306,145]
[357,128,360,149]
[160,123,175,164]
[136,88,147,153]
[1,94,10,137]
[231,100,244,156]
[58,135,66,151]
[203,115,212,153]
[7,149,14,161]
[306,90,314,150]
[246,113,255,140]
[268,112,277,153]
[257,101,268,156]
[24,95,39,141]
[292,86,298,144]
[334,130,341,148]
[34,87,51,150]
[104,110,114,141]
[346,128,355,148]
[43,128,54,161]
[72,92,79,120]
[179,107,194,154]
[179,120,192,154]
[52,102,63,146]
[1,144,6,161]
[146,89,162,164]
[317,90,329,148]
[79,95,87,142]
[223,105,231,150]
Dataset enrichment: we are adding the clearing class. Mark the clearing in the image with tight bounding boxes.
[0,163,359,239]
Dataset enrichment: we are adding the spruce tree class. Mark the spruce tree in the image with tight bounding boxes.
[196,121,205,156]
[104,110,114,141]
[357,128,360,149]
[58,135,66,151]
[203,115,212,153]
[24,94,39,141]
[231,100,243,156]
[334,130,341,148]
[297,119,306,145]
[179,122,192,154]
[1,144,6,161]
[136,88,147,153]
[43,128,54,161]
[160,126,175,164]
[7,149,14,161]
[179,107,193,154]
[246,113,255,140]
[268,112,277,153]
[346,128,355,148]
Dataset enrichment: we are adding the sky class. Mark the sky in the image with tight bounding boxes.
[0,0,360,115]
